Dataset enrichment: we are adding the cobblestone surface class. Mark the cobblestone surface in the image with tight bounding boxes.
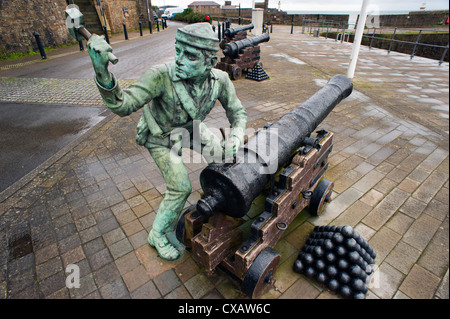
[0,23,448,299]
[0,77,135,106]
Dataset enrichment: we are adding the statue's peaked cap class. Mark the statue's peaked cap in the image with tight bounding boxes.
[176,23,219,52]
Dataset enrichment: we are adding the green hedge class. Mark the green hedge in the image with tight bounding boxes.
[173,8,208,23]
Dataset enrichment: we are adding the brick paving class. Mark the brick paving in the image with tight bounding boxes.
[0,23,448,299]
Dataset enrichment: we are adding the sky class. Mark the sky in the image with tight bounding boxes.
[151,0,449,13]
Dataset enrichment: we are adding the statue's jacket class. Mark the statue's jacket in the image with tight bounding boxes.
[96,62,247,149]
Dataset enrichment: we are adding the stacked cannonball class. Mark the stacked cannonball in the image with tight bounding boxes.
[293,225,376,299]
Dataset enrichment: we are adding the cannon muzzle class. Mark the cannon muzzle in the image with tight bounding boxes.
[197,75,353,218]
[224,23,254,38]
[222,32,270,58]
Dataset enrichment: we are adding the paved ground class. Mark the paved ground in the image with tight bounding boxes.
[0,102,108,193]
[0,21,448,300]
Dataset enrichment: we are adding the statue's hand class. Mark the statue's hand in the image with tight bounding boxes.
[87,34,116,87]
[223,135,241,158]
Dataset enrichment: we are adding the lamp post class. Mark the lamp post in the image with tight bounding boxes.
[347,0,370,79]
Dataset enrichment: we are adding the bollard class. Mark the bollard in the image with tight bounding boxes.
[103,25,110,44]
[78,40,84,51]
[148,20,153,34]
[162,18,165,30]
[33,31,47,59]
[218,22,221,40]
[139,22,143,36]
[291,15,294,34]
[123,23,128,40]
[212,25,216,32]
[156,19,160,32]
[222,22,225,39]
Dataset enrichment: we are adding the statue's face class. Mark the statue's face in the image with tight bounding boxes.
[174,41,214,80]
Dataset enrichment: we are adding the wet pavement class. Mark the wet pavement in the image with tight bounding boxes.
[0,102,109,194]
[0,21,448,300]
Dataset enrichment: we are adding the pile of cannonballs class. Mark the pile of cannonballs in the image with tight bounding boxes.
[293,225,376,299]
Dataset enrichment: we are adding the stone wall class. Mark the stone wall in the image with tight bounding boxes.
[0,0,151,57]
[212,8,349,26]
[379,10,449,28]
[0,0,72,57]
[102,0,142,33]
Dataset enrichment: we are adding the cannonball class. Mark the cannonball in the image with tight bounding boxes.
[293,259,305,273]
[332,232,345,244]
[324,232,334,239]
[323,239,334,251]
[349,265,363,278]
[338,271,351,284]
[345,238,357,250]
[353,292,366,299]
[337,258,349,270]
[302,253,314,265]
[327,265,338,278]
[347,250,361,263]
[305,266,316,278]
[351,278,365,292]
[325,252,336,264]
[339,285,352,298]
[327,278,340,291]
[315,259,326,271]
[316,272,328,284]
[335,245,347,257]
[313,246,324,258]
[341,225,354,238]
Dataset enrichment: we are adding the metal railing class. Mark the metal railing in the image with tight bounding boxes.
[301,19,449,65]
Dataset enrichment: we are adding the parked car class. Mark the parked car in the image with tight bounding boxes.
[162,8,184,20]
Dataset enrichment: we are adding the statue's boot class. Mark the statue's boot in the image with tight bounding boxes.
[148,229,181,261]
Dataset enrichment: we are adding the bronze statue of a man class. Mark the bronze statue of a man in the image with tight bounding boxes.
[87,23,247,261]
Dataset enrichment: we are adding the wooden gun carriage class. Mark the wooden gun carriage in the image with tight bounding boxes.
[176,76,353,298]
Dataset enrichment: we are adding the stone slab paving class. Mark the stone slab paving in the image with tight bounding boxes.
[0,24,448,299]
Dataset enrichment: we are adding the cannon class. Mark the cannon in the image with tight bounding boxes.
[176,75,353,298]
[220,23,255,49]
[224,23,255,38]
[216,33,270,80]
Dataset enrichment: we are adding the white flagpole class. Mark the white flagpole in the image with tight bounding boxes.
[347,0,370,79]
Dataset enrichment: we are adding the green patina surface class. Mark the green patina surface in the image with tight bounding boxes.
[87,23,247,261]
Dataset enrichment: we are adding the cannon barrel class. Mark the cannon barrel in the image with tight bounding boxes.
[197,75,353,218]
[222,32,270,58]
[224,23,254,38]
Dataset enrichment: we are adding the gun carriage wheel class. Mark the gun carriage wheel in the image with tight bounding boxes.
[231,66,242,80]
[241,247,280,298]
[309,178,333,216]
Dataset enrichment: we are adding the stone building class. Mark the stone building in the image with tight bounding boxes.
[188,1,221,15]
[0,0,152,57]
